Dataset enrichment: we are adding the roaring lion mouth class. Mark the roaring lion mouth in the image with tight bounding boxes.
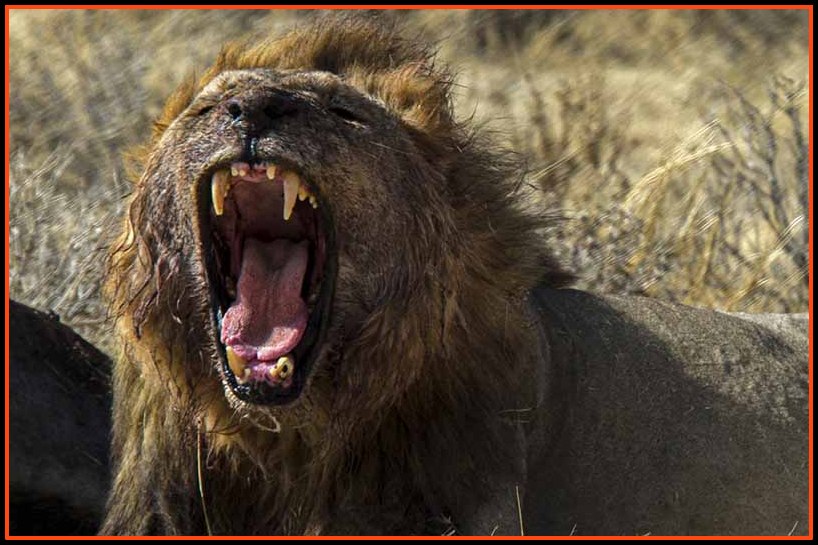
[201,160,335,405]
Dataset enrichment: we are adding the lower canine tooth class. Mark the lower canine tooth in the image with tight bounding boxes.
[226,346,247,378]
[274,355,294,379]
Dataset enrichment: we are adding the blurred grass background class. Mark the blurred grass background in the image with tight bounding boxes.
[8,9,810,356]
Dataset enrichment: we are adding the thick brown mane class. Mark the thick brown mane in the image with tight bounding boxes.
[152,17,454,145]
[103,14,571,535]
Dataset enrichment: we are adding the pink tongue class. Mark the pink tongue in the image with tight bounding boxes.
[221,238,309,362]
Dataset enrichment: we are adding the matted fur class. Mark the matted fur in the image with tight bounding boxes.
[103,15,570,535]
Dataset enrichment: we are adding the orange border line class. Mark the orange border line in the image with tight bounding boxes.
[3,4,816,10]
[4,3,814,541]
[4,3,11,543]
[3,537,812,541]
[807,4,814,543]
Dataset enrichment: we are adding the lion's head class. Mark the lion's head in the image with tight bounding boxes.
[107,14,568,440]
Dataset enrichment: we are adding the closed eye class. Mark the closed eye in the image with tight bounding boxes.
[192,98,219,117]
[328,105,361,123]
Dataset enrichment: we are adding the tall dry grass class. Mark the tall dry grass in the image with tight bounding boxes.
[527,75,809,312]
[8,9,810,353]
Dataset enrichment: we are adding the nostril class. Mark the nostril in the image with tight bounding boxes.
[226,100,243,121]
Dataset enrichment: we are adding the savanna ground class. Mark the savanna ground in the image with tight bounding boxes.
[8,8,810,357]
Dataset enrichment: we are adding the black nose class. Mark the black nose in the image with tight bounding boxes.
[224,89,302,132]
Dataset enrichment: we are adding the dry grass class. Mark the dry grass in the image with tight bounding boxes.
[532,75,809,312]
[8,8,810,354]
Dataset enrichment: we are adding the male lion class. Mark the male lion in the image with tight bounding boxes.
[102,17,809,536]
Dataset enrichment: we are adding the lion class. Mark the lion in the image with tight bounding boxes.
[101,16,809,536]
[9,300,111,536]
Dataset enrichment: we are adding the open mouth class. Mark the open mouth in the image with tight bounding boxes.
[200,160,335,405]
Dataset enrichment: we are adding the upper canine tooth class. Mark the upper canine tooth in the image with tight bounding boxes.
[266,164,277,180]
[282,171,300,221]
[211,170,229,216]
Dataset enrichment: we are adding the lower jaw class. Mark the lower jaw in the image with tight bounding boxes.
[216,261,336,406]
[224,368,306,405]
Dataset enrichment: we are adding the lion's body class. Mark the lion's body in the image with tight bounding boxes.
[519,289,808,536]
[9,301,112,536]
[99,16,810,536]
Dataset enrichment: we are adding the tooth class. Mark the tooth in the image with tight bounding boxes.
[238,166,248,177]
[226,346,247,379]
[230,165,239,176]
[268,355,294,380]
[276,355,294,379]
[298,185,309,202]
[282,171,300,221]
[238,368,251,385]
[211,170,229,216]
[266,164,277,180]
[309,195,318,209]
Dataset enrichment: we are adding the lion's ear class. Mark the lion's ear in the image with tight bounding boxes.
[354,64,454,135]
